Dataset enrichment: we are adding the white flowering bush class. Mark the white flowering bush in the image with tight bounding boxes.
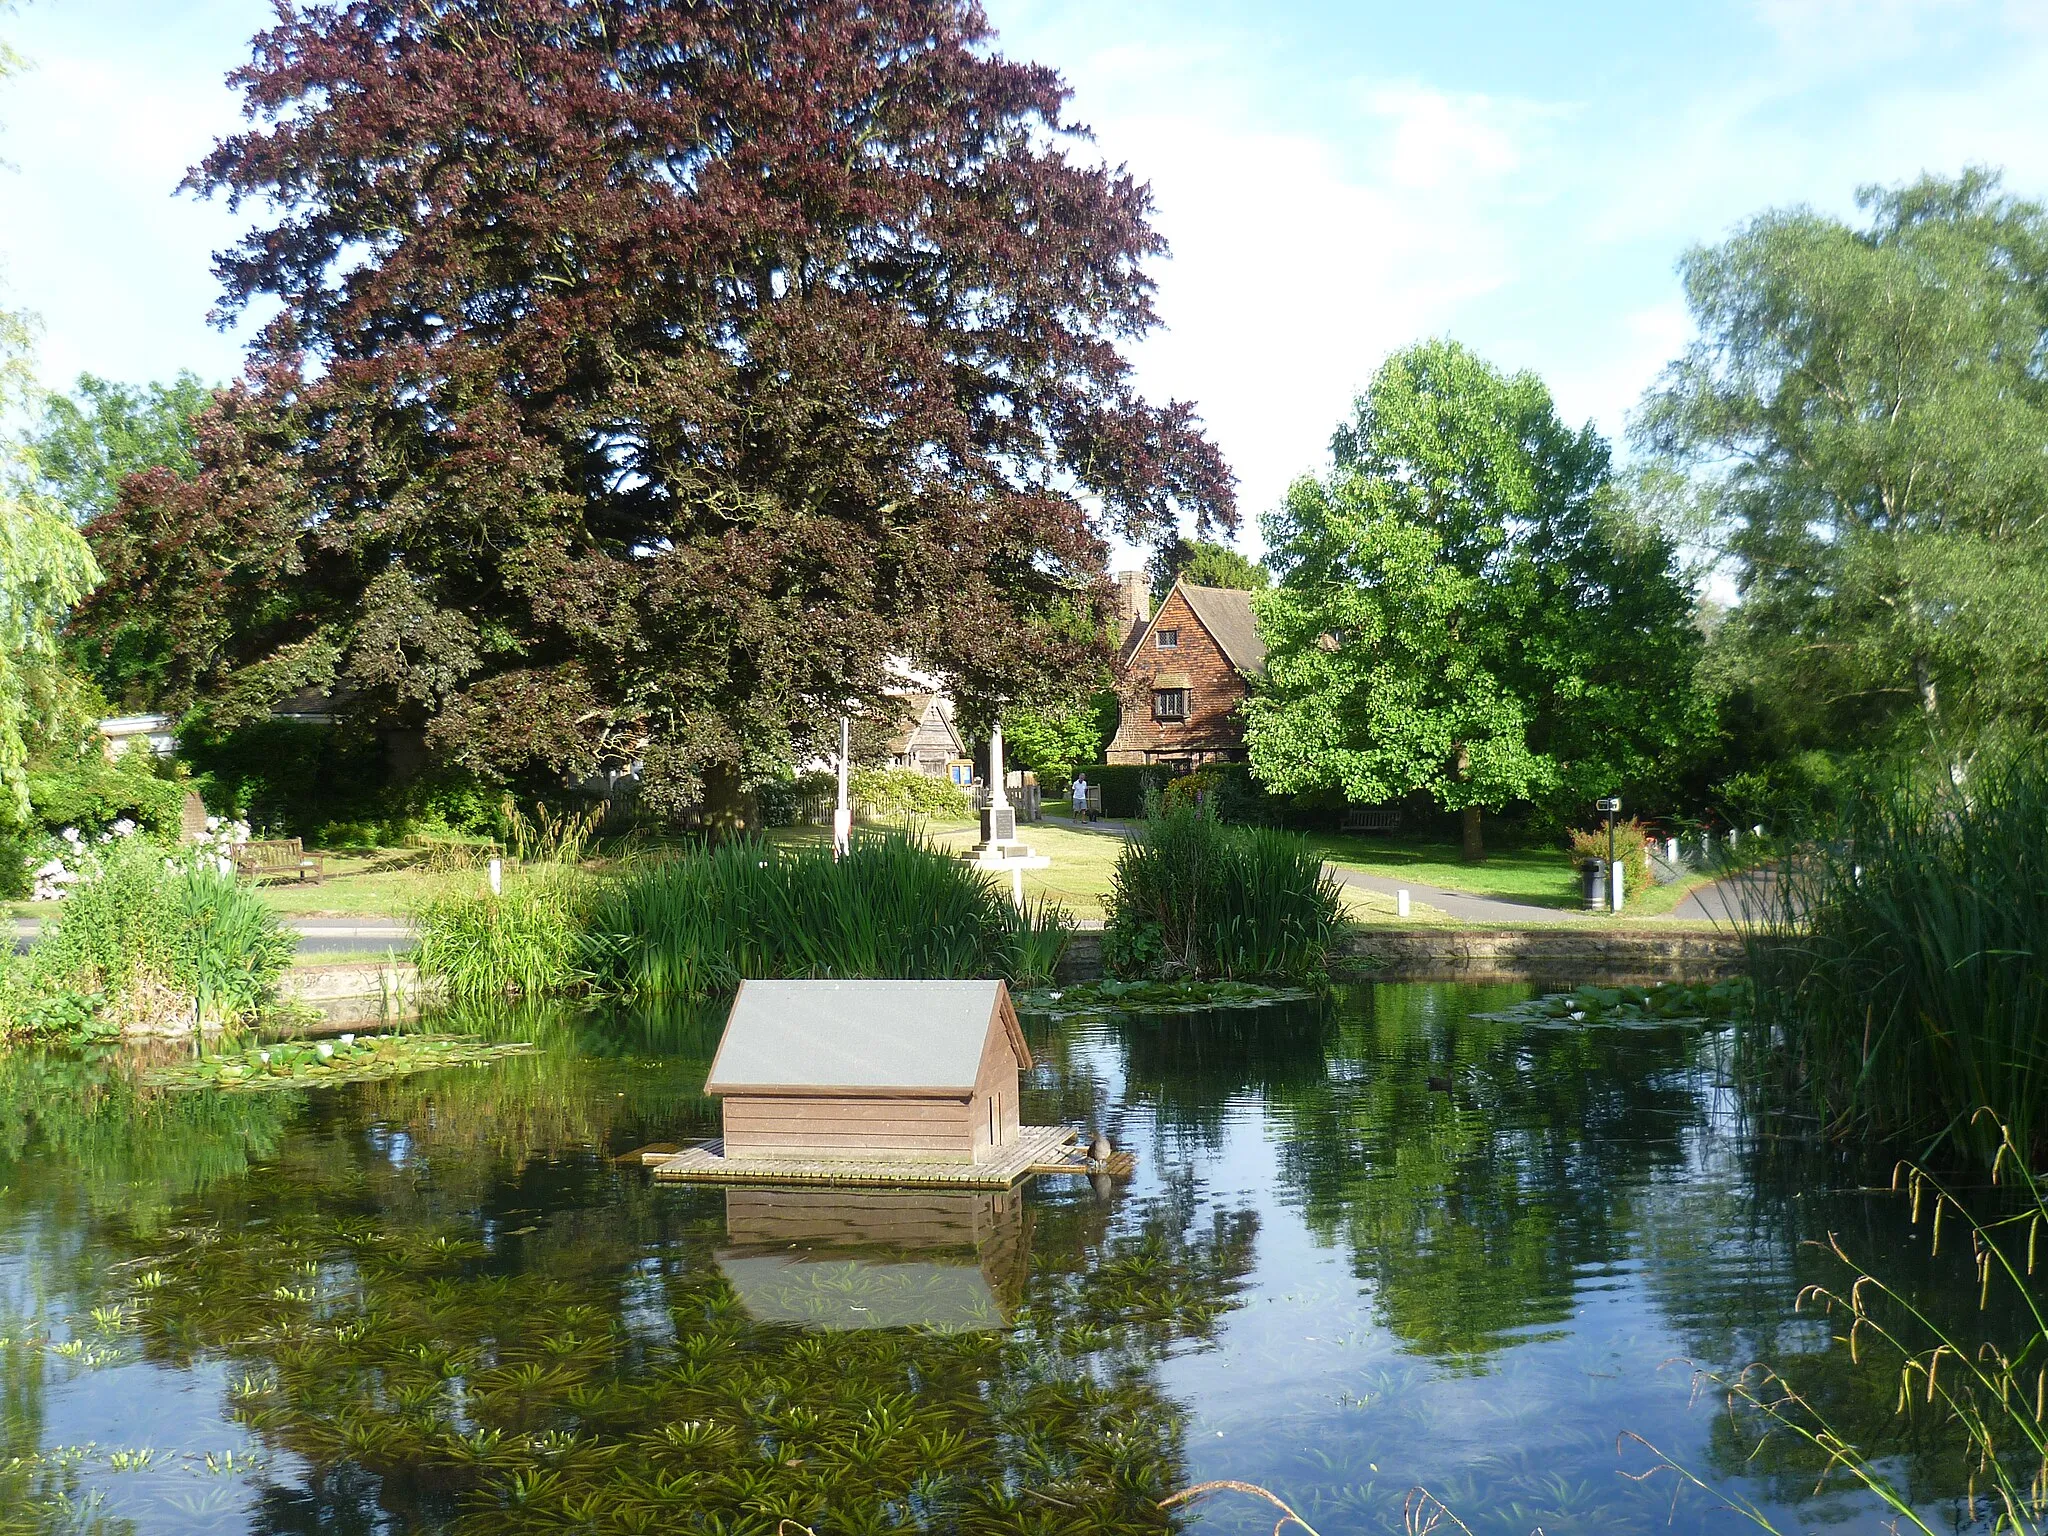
[24,818,151,902]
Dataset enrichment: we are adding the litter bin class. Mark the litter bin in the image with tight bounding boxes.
[1580,858,1608,911]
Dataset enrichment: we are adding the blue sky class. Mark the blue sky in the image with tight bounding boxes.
[3,0,2046,547]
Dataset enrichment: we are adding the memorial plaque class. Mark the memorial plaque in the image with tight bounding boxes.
[981,804,1017,845]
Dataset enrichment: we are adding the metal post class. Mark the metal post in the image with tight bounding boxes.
[833,715,851,859]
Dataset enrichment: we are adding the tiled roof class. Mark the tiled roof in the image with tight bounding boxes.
[1179,584,1268,677]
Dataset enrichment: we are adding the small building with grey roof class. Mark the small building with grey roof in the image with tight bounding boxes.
[704,979,1033,1162]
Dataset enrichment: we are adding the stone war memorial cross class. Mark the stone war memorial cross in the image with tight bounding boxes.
[961,717,1048,907]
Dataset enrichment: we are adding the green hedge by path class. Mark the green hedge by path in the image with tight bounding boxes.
[1065,765,1168,819]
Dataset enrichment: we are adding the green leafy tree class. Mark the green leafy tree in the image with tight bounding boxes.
[1639,169,2048,765]
[32,373,211,708]
[1148,536,1268,600]
[1249,340,1701,859]
[1003,689,1118,780]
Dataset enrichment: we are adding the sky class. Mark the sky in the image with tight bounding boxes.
[3,0,2047,554]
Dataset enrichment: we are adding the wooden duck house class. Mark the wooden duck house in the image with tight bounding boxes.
[704,980,1033,1163]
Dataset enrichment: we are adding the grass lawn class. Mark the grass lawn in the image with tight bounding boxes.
[253,850,472,918]
[1307,832,1581,908]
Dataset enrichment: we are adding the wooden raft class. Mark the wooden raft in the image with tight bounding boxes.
[646,1124,1134,1189]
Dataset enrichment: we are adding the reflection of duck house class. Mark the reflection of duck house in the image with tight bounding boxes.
[648,980,1099,1187]
[716,1186,1029,1330]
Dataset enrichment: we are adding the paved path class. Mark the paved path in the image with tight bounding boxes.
[12,915,412,957]
[1326,866,1585,924]
[1665,869,1782,925]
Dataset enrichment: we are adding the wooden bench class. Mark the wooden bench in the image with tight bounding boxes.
[1342,804,1403,834]
[234,837,324,884]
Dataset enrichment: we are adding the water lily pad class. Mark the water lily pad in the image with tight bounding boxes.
[140,1034,536,1092]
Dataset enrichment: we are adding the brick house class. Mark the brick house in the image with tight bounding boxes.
[1105,580,1267,769]
[884,694,972,783]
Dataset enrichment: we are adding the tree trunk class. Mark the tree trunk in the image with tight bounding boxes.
[699,763,753,843]
[1455,742,1485,862]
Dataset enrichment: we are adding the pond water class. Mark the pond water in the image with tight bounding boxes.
[0,982,2007,1535]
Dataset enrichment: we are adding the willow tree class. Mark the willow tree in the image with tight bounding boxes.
[0,23,101,823]
[83,0,1233,822]
[1639,170,2048,764]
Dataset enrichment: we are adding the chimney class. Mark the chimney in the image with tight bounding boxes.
[1114,570,1152,641]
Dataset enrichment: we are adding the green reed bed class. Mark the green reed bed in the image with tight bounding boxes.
[414,831,1073,1001]
[1738,765,2048,1169]
[413,870,591,1002]
[1103,805,1344,983]
[582,832,1071,997]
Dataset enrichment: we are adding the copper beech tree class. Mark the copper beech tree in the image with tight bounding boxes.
[81,0,1232,820]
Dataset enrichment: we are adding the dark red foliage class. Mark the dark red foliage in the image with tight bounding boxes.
[81,0,1233,799]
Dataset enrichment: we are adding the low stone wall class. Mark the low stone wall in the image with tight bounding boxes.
[1055,926,1743,985]
[1332,926,1743,983]
[280,961,444,1025]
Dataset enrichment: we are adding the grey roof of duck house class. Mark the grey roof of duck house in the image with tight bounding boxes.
[1178,584,1269,676]
[705,980,1030,1096]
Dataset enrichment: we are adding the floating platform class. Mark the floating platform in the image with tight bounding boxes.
[644,1124,1135,1189]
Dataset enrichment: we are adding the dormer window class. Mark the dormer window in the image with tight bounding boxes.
[1154,628,1179,649]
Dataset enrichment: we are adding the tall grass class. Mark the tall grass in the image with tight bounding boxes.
[1738,764,2048,1169]
[1103,806,1343,983]
[414,831,1074,1001]
[1630,1115,2048,1536]
[414,871,590,1003]
[582,832,1069,999]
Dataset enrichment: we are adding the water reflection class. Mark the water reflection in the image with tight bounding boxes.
[717,1187,1029,1330]
[0,982,2021,1533]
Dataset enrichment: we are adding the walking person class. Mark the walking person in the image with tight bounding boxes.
[1071,772,1090,823]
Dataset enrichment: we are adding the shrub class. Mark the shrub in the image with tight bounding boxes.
[850,767,973,823]
[1103,806,1343,983]
[1163,762,1273,825]
[1566,817,1650,899]
[580,831,1067,1000]
[1738,763,2048,1169]
[179,715,499,842]
[26,753,187,839]
[10,838,294,1035]
[756,771,836,828]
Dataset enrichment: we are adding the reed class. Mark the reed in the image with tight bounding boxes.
[1737,763,2048,1169]
[1103,806,1344,983]
[579,830,1069,999]
[413,870,590,1002]
[1629,1115,2048,1536]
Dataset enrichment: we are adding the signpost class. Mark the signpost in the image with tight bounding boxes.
[1597,797,1623,913]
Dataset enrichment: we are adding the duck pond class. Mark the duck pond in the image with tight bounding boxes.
[0,980,2017,1534]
